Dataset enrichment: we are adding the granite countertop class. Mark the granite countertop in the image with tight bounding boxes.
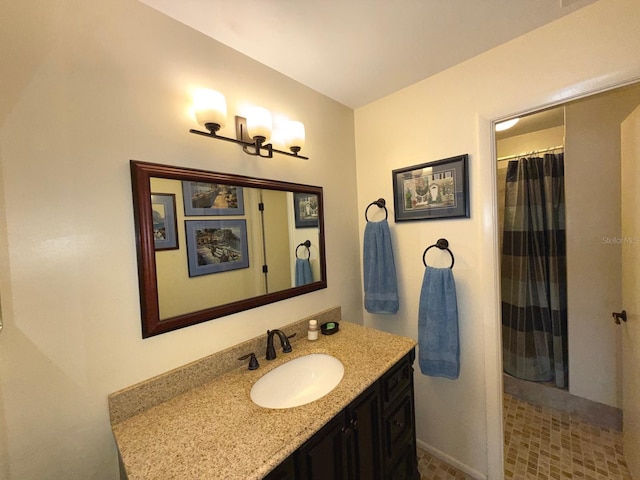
[111,320,416,480]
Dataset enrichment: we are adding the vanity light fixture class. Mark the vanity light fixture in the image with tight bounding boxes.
[189,88,309,160]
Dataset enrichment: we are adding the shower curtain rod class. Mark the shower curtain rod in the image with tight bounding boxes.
[497,145,564,162]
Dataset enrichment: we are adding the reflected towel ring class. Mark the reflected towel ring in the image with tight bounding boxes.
[365,198,388,222]
[422,238,455,269]
[296,240,311,259]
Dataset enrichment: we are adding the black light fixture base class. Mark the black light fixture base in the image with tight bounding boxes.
[204,122,221,134]
[189,116,309,160]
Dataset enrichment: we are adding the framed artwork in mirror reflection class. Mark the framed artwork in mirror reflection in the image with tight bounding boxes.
[182,181,245,216]
[294,193,319,228]
[392,154,469,221]
[185,219,249,277]
[151,193,178,250]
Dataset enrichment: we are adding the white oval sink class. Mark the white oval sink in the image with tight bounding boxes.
[250,354,344,409]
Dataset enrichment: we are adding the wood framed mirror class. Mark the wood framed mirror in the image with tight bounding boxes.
[130,160,327,337]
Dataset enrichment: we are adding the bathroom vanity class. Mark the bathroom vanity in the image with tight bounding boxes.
[108,309,418,479]
[266,349,417,480]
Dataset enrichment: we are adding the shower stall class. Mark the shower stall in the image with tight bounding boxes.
[496,84,640,426]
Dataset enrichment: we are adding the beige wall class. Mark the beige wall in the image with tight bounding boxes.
[2,0,640,478]
[0,1,359,479]
[355,0,640,477]
[153,178,263,319]
[152,180,298,319]
[496,125,565,158]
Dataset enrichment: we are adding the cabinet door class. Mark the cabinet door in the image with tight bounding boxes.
[383,443,419,480]
[263,454,296,480]
[348,384,382,480]
[297,412,349,480]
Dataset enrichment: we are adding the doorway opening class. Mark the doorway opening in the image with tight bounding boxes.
[496,106,568,394]
[495,82,640,479]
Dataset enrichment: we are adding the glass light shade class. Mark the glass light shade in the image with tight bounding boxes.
[495,118,519,132]
[285,121,306,150]
[246,107,272,141]
[194,89,227,129]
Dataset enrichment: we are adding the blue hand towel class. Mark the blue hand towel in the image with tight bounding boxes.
[418,266,460,379]
[363,219,399,314]
[295,258,313,286]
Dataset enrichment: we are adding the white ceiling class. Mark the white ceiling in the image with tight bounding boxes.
[140,0,598,109]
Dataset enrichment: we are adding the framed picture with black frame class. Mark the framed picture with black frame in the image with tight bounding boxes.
[293,192,319,228]
[392,154,469,221]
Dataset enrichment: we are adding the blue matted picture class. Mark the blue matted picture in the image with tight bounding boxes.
[182,181,245,216]
[185,219,249,277]
[151,193,178,250]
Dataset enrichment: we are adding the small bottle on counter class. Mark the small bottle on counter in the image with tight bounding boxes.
[308,319,318,341]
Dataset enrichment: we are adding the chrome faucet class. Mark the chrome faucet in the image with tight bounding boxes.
[266,329,295,360]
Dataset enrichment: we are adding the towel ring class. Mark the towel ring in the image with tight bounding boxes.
[296,240,311,259]
[365,198,388,222]
[422,238,455,269]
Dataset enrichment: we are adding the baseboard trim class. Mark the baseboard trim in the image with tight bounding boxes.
[416,439,487,480]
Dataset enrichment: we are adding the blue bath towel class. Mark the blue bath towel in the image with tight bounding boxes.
[363,219,399,314]
[418,266,460,379]
[295,258,313,286]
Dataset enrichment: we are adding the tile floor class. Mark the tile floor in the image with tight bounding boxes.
[417,447,473,479]
[503,393,632,479]
[417,393,633,480]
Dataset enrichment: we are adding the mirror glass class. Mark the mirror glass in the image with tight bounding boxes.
[131,160,326,337]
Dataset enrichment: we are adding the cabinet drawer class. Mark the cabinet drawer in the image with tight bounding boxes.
[381,354,412,408]
[382,389,414,460]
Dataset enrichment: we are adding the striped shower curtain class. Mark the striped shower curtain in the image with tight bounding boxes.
[501,153,568,389]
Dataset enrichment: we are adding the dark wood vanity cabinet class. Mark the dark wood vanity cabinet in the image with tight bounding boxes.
[265,349,418,480]
[379,351,418,480]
